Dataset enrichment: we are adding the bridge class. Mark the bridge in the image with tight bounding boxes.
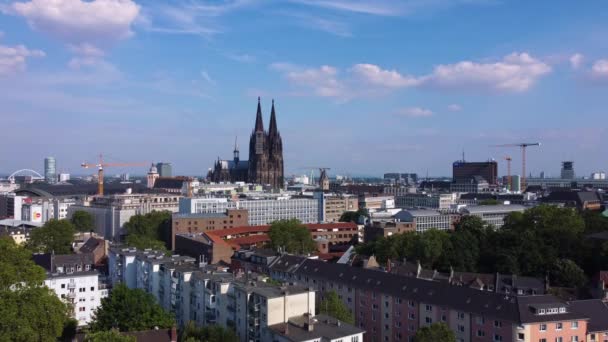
[6,169,44,183]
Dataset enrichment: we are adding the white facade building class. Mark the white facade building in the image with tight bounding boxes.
[45,271,105,326]
[459,204,527,229]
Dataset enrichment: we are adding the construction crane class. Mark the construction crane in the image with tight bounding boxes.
[81,154,148,196]
[299,167,331,185]
[491,143,540,192]
[504,156,512,191]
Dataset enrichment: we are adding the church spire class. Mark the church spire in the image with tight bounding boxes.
[254,97,264,132]
[269,99,278,137]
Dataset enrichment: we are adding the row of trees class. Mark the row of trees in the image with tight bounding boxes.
[123,211,172,251]
[268,219,316,254]
[356,205,608,288]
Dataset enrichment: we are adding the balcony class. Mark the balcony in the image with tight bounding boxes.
[67,292,76,298]
[67,282,76,289]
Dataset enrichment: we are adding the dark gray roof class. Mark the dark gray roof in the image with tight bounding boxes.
[16,183,153,197]
[268,314,364,342]
[79,237,103,254]
[279,257,584,324]
[516,295,587,324]
[568,299,608,332]
[153,178,185,190]
[270,254,308,273]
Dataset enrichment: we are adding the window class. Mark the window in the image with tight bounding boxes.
[477,316,485,325]
[396,321,402,328]
[409,313,415,320]
[441,315,447,322]
[556,322,562,330]
[556,337,563,342]
[494,320,502,328]
[79,307,85,312]
[477,330,485,337]
[90,286,94,291]
[425,304,432,312]
[540,324,547,332]
[571,321,579,329]
[408,300,415,308]
[539,339,547,342]
[61,284,65,289]
[494,334,502,341]
[571,337,578,342]
[351,337,359,342]
[425,317,432,324]
[458,325,465,333]
[458,312,465,320]
[517,333,524,340]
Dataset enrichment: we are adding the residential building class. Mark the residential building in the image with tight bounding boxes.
[33,253,107,326]
[568,299,608,342]
[543,191,602,211]
[268,313,365,342]
[393,209,456,232]
[175,232,235,264]
[364,221,416,241]
[450,176,491,193]
[0,226,31,245]
[171,209,249,249]
[0,193,25,220]
[459,205,527,229]
[269,256,588,342]
[68,193,181,240]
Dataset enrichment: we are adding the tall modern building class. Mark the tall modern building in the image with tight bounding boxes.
[452,160,498,185]
[209,98,284,189]
[156,162,172,177]
[561,161,575,179]
[44,157,56,184]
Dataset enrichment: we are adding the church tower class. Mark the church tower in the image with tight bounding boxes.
[248,97,269,186]
[147,163,159,188]
[267,100,284,189]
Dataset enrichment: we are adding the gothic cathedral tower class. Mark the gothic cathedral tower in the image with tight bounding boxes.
[248,98,284,189]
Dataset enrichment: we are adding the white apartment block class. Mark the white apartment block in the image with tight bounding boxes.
[459,204,527,229]
[45,271,106,326]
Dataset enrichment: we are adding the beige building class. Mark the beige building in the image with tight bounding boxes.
[315,193,359,222]
[171,209,248,249]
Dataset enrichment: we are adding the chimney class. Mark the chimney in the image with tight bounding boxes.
[170,326,177,342]
[416,261,422,278]
[386,258,391,273]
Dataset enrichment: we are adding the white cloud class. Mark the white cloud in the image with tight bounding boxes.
[201,70,215,85]
[68,43,105,57]
[591,59,608,78]
[226,52,256,63]
[271,63,346,98]
[289,0,399,16]
[447,104,462,111]
[9,0,140,48]
[351,63,420,87]
[397,107,434,118]
[0,43,45,75]
[569,53,584,69]
[424,52,552,92]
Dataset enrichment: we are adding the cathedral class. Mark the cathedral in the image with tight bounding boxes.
[208,98,284,189]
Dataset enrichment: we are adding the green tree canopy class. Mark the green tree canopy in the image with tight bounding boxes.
[84,329,136,342]
[319,290,355,324]
[0,238,71,342]
[71,210,95,232]
[124,211,171,251]
[550,258,587,288]
[339,208,369,223]
[28,219,75,254]
[414,322,456,342]
[268,219,316,254]
[180,321,238,342]
[89,283,174,332]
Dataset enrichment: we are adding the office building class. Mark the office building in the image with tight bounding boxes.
[394,193,457,210]
[44,157,57,184]
[58,173,70,182]
[171,209,249,249]
[0,193,25,220]
[314,192,359,222]
[591,172,606,180]
[450,176,490,193]
[359,195,395,212]
[561,161,575,179]
[68,193,181,240]
[393,209,456,232]
[156,162,173,177]
[452,160,498,185]
[459,204,527,229]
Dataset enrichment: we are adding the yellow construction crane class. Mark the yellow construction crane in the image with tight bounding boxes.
[81,154,148,196]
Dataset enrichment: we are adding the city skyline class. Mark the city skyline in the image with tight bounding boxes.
[1,0,607,176]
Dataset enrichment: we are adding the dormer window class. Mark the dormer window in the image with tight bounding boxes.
[559,307,566,313]
[538,309,546,315]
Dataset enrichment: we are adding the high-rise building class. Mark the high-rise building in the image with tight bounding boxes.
[44,157,56,184]
[58,173,70,182]
[209,98,284,189]
[452,160,498,185]
[156,162,172,177]
[561,161,575,179]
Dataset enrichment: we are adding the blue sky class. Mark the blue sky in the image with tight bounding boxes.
[1,0,607,178]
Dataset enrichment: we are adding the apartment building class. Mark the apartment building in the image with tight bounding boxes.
[314,192,359,223]
[33,253,108,326]
[359,196,395,213]
[269,256,589,342]
[394,193,457,210]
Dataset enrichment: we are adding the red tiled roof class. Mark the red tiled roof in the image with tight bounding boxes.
[229,234,270,246]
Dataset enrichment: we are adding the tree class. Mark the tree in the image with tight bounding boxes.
[90,283,174,332]
[71,210,95,232]
[339,208,369,223]
[550,258,587,288]
[0,238,71,342]
[414,322,456,342]
[180,321,238,342]
[124,211,172,250]
[28,219,75,254]
[319,290,354,324]
[268,219,316,254]
[84,329,136,342]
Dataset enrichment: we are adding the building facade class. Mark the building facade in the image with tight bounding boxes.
[209,98,284,189]
[171,209,249,249]
[452,160,498,185]
[44,156,57,184]
[315,192,359,223]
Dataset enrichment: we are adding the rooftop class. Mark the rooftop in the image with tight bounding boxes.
[461,204,527,214]
[269,314,364,342]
